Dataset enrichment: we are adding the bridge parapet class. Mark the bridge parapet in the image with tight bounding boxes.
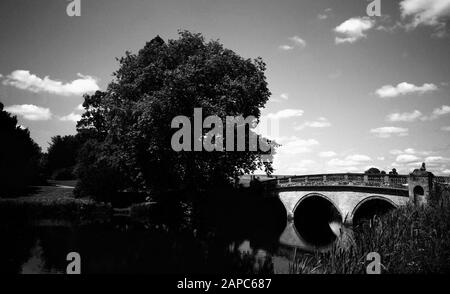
[434,176,450,186]
[263,173,409,190]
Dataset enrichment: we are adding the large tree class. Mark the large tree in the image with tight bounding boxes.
[0,102,42,196]
[77,31,276,196]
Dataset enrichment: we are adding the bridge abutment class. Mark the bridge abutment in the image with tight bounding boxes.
[408,163,434,206]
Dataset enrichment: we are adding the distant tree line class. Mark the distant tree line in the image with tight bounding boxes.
[365,167,398,175]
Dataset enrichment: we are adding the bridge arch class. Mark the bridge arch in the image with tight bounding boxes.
[351,195,398,225]
[292,193,343,246]
[293,192,343,220]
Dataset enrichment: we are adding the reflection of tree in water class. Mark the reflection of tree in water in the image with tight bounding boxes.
[20,239,62,274]
[1,196,287,274]
[0,226,37,274]
[224,240,273,274]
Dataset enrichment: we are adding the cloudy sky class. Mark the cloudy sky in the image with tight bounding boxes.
[1,0,450,175]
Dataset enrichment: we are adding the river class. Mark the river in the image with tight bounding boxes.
[0,196,353,274]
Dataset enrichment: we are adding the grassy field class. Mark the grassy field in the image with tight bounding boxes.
[0,183,110,225]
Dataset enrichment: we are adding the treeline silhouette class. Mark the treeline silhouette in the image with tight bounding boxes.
[0,102,45,196]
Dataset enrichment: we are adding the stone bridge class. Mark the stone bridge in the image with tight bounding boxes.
[260,169,450,223]
[250,164,450,250]
[255,167,450,250]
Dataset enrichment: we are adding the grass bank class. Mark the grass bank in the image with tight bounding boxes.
[0,185,111,225]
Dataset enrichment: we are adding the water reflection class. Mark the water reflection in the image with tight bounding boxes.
[21,240,62,274]
[0,197,354,274]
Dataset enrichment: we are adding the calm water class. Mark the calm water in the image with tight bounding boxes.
[0,197,350,274]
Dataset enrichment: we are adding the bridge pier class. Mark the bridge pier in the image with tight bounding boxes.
[408,163,434,206]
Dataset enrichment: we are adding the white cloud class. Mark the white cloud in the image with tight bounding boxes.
[334,17,375,44]
[442,169,450,174]
[266,109,304,120]
[404,148,417,154]
[441,126,450,131]
[327,154,372,170]
[279,35,306,51]
[289,36,307,48]
[390,148,432,156]
[76,104,84,111]
[396,154,421,163]
[279,137,320,154]
[295,117,331,130]
[4,104,52,121]
[59,112,82,122]
[375,82,437,98]
[280,93,289,100]
[2,70,100,96]
[387,110,423,122]
[279,45,294,51]
[400,0,450,36]
[422,105,450,120]
[318,8,333,20]
[432,105,450,116]
[370,127,409,138]
[425,156,450,163]
[284,160,317,173]
[319,151,337,158]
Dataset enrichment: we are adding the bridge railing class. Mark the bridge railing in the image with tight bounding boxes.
[262,173,409,190]
[434,176,450,185]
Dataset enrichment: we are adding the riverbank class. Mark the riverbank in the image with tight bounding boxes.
[290,201,450,274]
[0,184,111,225]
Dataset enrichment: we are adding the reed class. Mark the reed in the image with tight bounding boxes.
[291,202,450,274]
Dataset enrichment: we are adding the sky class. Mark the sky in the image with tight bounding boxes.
[1,0,450,175]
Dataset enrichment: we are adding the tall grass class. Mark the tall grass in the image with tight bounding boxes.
[291,202,450,274]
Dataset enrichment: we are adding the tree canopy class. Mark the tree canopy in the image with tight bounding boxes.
[365,167,386,175]
[0,101,42,195]
[77,31,276,196]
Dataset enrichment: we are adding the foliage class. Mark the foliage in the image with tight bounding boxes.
[364,167,386,174]
[45,134,85,180]
[76,31,276,197]
[73,139,127,202]
[0,102,43,196]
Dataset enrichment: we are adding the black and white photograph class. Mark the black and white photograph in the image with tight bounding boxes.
[1,0,450,281]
